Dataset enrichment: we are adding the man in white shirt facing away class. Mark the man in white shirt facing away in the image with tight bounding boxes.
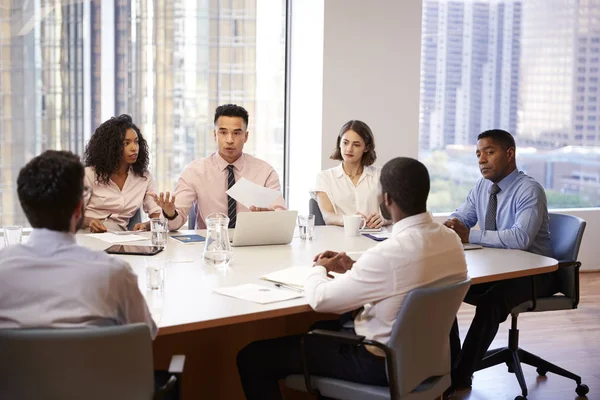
[0,150,156,336]
[237,157,468,399]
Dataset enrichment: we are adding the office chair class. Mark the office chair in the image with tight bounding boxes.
[309,198,326,226]
[0,323,185,400]
[285,277,471,400]
[127,208,142,231]
[188,201,197,230]
[473,213,588,400]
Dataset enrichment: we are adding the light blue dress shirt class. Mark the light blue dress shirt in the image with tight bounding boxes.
[0,229,157,337]
[450,169,553,257]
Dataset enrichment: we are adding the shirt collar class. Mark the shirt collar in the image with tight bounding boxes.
[333,163,374,179]
[391,212,433,236]
[213,152,246,172]
[27,228,76,247]
[490,169,520,193]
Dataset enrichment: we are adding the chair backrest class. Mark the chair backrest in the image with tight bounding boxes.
[188,201,197,230]
[309,198,325,226]
[127,208,142,231]
[387,277,471,398]
[0,323,155,400]
[548,213,586,262]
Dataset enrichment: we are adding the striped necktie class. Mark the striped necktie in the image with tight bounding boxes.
[484,183,501,231]
[227,165,236,228]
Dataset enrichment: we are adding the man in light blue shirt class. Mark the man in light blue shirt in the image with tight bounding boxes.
[444,129,558,395]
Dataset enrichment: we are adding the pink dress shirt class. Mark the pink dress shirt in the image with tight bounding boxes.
[168,152,286,230]
[84,167,162,231]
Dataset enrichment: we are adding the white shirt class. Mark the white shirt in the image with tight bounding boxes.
[311,164,381,217]
[0,229,157,338]
[84,166,161,231]
[305,213,467,355]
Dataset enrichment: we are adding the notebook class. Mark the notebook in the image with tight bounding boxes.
[171,234,206,244]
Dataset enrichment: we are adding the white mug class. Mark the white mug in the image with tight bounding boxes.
[343,215,366,237]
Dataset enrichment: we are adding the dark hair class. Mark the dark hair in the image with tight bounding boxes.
[380,157,430,216]
[477,129,516,151]
[214,104,249,128]
[330,120,377,166]
[83,114,149,185]
[17,150,84,231]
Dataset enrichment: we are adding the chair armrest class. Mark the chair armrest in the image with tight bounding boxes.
[300,329,399,400]
[168,355,185,374]
[154,355,185,400]
[308,329,365,344]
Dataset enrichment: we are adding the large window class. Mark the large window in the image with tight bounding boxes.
[419,0,600,213]
[0,0,286,226]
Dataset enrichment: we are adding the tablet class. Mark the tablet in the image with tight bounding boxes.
[105,245,164,256]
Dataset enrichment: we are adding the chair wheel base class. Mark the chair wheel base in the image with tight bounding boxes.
[515,396,527,400]
[576,383,589,396]
[536,367,547,376]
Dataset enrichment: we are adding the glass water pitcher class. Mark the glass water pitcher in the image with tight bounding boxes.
[203,212,233,268]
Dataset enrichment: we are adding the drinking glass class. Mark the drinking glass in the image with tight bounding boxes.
[150,218,167,247]
[3,225,23,246]
[298,214,315,241]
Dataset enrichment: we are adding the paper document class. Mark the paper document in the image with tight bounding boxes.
[226,177,280,208]
[214,284,303,304]
[85,232,147,244]
[261,265,314,289]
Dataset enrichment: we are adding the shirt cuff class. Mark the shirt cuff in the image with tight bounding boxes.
[469,229,482,244]
[307,265,327,279]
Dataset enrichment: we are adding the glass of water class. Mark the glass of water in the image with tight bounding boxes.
[3,225,23,246]
[150,217,167,247]
[146,260,166,291]
[298,214,315,241]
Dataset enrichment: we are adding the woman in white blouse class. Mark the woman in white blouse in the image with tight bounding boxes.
[83,115,162,233]
[311,120,387,229]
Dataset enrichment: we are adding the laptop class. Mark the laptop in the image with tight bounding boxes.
[231,210,298,247]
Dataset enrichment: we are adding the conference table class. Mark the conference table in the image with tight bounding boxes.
[76,225,558,399]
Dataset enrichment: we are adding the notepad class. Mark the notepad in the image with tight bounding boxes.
[463,243,483,251]
[170,234,205,244]
[213,284,303,304]
[86,232,147,244]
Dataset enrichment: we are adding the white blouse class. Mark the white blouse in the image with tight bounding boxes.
[311,164,382,217]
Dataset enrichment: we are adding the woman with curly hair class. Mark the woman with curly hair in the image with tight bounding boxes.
[83,114,161,232]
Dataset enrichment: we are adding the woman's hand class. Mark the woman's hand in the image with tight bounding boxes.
[89,219,108,233]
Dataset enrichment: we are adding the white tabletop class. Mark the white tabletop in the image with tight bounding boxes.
[72,226,558,336]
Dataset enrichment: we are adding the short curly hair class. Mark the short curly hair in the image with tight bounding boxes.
[330,120,377,167]
[84,114,149,185]
[18,150,84,231]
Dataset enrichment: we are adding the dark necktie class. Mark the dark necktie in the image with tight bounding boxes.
[227,165,236,228]
[484,183,501,231]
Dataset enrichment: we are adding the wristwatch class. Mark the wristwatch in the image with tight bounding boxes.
[163,210,179,220]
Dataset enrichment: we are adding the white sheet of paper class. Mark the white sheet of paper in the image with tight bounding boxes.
[85,232,147,243]
[261,265,314,289]
[226,177,280,208]
[214,284,303,304]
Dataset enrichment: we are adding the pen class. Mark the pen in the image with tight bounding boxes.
[274,283,303,293]
[102,213,112,224]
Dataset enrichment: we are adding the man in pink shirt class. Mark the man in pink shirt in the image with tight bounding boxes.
[154,104,286,230]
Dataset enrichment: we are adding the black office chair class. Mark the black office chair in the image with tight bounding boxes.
[127,208,142,231]
[188,201,197,230]
[0,323,184,400]
[309,198,326,226]
[473,213,588,400]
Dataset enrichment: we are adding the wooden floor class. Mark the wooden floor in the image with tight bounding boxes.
[450,272,600,400]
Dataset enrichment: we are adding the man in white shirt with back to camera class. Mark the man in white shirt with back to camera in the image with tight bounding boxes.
[237,157,468,399]
[0,150,156,335]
